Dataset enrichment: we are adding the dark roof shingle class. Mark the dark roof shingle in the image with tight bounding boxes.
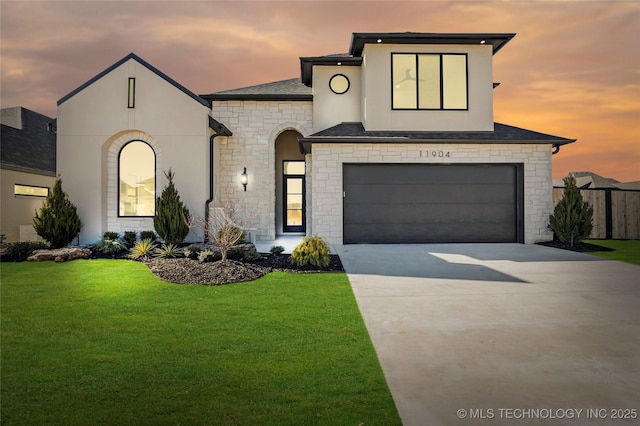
[299,122,576,153]
[1,107,56,175]
[202,78,312,101]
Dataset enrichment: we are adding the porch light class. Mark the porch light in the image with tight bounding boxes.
[241,167,248,191]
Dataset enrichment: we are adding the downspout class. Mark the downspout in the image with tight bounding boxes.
[204,133,218,243]
[204,114,232,243]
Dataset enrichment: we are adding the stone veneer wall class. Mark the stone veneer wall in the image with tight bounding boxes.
[213,100,313,240]
[311,143,553,245]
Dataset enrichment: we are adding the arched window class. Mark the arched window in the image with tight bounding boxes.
[119,141,155,216]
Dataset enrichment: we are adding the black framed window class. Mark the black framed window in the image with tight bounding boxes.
[14,184,49,197]
[392,53,468,110]
[118,141,155,217]
[283,161,305,232]
[128,78,135,108]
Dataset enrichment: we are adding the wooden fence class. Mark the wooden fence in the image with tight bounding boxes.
[552,188,640,239]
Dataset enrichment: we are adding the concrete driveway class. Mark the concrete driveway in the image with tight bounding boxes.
[333,244,640,425]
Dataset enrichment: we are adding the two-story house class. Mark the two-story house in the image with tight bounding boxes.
[57,32,575,246]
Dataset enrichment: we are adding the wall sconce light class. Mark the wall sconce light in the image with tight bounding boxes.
[241,167,248,191]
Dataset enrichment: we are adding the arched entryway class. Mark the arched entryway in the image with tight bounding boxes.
[275,130,305,235]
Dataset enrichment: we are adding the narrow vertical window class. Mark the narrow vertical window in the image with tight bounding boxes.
[418,55,441,109]
[119,141,155,216]
[392,54,417,109]
[442,55,467,109]
[128,78,136,108]
[283,161,305,232]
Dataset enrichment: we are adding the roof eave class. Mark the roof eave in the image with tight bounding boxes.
[349,32,517,56]
[300,56,362,87]
[298,136,576,154]
[202,93,313,102]
[0,163,57,177]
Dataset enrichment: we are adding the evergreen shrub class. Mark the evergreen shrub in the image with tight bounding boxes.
[549,175,594,247]
[154,170,191,245]
[33,178,82,248]
[290,236,330,268]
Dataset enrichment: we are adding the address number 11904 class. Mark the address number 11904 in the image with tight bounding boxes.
[420,150,450,158]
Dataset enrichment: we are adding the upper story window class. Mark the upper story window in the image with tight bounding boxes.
[119,141,155,217]
[392,53,468,110]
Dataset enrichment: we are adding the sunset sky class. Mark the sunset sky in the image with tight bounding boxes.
[1,0,638,182]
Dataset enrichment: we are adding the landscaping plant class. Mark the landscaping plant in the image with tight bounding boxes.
[244,249,262,261]
[198,250,218,263]
[103,231,119,240]
[270,245,285,255]
[290,235,330,268]
[154,243,183,258]
[139,231,157,242]
[94,233,126,255]
[549,175,594,247]
[2,241,49,262]
[33,177,82,248]
[123,231,137,248]
[188,196,256,262]
[129,239,157,260]
[183,245,202,260]
[154,170,191,245]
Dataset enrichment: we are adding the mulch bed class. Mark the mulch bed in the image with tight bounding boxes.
[536,240,614,253]
[143,253,344,285]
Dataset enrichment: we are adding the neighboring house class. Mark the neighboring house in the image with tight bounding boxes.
[1,107,56,243]
[553,171,640,190]
[57,32,575,246]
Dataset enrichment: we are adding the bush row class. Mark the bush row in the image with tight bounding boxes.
[2,234,332,270]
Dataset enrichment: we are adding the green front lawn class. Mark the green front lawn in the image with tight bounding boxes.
[1,260,400,425]
[585,239,640,266]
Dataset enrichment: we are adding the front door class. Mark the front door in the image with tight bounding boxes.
[283,161,305,232]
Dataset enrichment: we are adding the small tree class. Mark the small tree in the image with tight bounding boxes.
[154,169,191,245]
[549,175,593,247]
[33,177,82,248]
[188,194,256,262]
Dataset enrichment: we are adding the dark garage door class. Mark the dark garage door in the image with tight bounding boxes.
[343,164,523,244]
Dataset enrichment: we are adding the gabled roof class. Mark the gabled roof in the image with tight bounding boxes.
[57,53,208,107]
[1,107,56,176]
[299,122,576,154]
[201,78,312,101]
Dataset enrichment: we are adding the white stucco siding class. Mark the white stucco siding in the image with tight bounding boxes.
[212,100,313,240]
[311,143,553,245]
[312,66,362,132]
[0,169,56,243]
[361,44,494,131]
[57,58,210,244]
